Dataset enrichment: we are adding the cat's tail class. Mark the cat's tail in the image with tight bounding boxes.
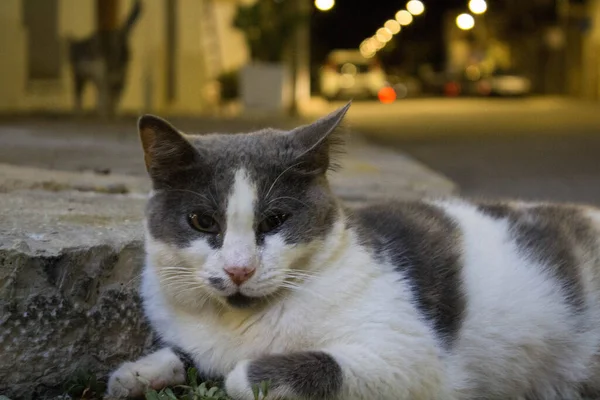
[121,0,143,37]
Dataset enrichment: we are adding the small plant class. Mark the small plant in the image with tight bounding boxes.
[144,368,270,400]
[63,369,107,399]
[251,380,270,400]
[233,0,306,63]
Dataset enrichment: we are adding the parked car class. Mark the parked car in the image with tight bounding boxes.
[319,50,387,100]
[482,69,532,97]
[442,68,532,98]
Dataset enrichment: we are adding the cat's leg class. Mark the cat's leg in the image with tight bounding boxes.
[225,345,448,400]
[106,347,186,398]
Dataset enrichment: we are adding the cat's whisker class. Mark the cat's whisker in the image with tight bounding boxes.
[119,273,142,291]
[282,271,321,279]
[160,265,193,270]
[158,271,196,278]
[264,162,306,200]
[159,270,195,277]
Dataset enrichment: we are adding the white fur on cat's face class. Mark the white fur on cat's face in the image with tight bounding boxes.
[147,168,312,309]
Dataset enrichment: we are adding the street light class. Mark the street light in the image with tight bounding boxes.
[360,40,376,58]
[406,0,425,16]
[468,0,487,14]
[384,19,401,34]
[315,0,335,12]
[395,10,413,26]
[376,27,393,43]
[456,13,475,30]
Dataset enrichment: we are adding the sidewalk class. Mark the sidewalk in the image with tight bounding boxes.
[0,116,456,398]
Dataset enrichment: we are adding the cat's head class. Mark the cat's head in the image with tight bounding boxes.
[140,104,350,310]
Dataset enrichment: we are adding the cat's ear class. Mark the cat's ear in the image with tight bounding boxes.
[138,115,199,182]
[288,102,351,174]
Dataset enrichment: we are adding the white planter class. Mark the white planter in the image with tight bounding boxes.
[240,62,291,113]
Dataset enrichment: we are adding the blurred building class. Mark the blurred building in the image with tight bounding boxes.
[443,0,600,100]
[0,0,249,116]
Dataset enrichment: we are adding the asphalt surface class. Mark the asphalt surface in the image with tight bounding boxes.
[316,97,600,205]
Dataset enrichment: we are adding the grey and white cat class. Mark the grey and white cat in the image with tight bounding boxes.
[107,104,600,399]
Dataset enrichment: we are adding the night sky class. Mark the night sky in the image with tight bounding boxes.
[311,0,468,71]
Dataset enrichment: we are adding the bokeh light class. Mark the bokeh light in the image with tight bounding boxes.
[372,37,385,49]
[384,19,401,35]
[315,0,335,12]
[378,87,397,104]
[395,10,413,26]
[456,13,475,30]
[406,0,425,16]
[376,27,393,43]
[469,0,487,14]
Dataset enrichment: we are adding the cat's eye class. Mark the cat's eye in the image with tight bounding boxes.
[188,213,220,234]
[258,213,289,234]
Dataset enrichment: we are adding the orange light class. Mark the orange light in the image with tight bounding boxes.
[444,82,461,97]
[378,87,397,104]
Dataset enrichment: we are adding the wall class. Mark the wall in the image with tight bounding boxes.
[582,0,600,100]
[0,1,27,112]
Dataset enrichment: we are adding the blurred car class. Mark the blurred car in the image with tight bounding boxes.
[443,68,532,97]
[320,50,387,100]
[482,70,532,97]
[385,73,423,99]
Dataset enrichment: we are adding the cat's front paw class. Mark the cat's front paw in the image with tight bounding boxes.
[225,360,261,400]
[106,348,186,398]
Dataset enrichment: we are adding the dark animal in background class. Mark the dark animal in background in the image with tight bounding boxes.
[66,0,142,115]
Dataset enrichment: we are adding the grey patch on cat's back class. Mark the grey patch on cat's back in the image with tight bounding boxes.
[477,201,590,311]
[498,204,591,311]
[247,351,343,399]
[477,202,515,219]
[350,201,465,348]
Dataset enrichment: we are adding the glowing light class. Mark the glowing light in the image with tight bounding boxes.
[444,82,461,97]
[376,27,393,43]
[456,13,475,30]
[468,0,487,14]
[340,74,355,89]
[341,63,358,75]
[384,19,401,34]
[360,46,376,58]
[360,38,378,58]
[395,10,413,25]
[314,0,335,12]
[406,0,425,16]
[372,37,385,49]
[359,38,381,58]
[378,87,397,104]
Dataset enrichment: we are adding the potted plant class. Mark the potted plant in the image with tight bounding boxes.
[233,0,305,113]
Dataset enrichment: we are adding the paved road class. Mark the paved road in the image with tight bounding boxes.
[1,97,599,205]
[310,97,600,205]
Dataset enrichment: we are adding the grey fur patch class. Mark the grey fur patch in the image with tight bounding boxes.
[350,201,465,348]
[141,105,350,249]
[247,351,343,399]
[479,202,593,311]
[208,277,226,290]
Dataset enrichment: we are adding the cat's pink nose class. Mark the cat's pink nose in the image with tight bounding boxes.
[223,266,256,286]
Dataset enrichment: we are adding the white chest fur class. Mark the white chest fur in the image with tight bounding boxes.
[140,237,439,379]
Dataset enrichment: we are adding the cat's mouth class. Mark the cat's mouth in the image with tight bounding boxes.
[226,293,263,309]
